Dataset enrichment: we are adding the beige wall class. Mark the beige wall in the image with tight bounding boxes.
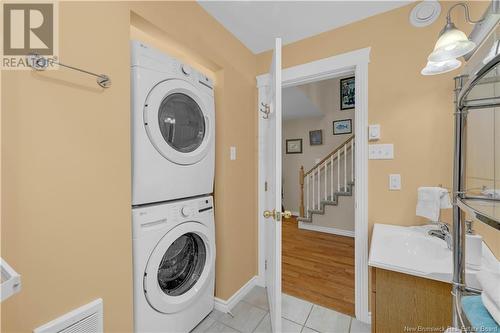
[283,78,354,232]
[257,1,499,257]
[1,2,257,332]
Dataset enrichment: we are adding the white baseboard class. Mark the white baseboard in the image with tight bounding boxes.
[298,222,355,237]
[214,276,260,313]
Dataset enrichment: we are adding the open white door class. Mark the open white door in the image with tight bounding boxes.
[262,38,287,333]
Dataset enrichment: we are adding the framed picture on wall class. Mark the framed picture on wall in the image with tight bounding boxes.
[309,130,323,146]
[286,139,303,154]
[340,76,355,110]
[333,119,352,135]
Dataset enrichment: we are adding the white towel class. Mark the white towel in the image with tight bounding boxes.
[477,269,500,309]
[482,292,500,324]
[416,187,451,222]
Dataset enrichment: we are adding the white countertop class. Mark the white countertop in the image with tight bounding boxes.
[368,223,497,288]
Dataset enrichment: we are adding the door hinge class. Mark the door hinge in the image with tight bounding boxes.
[264,181,268,192]
[265,260,268,270]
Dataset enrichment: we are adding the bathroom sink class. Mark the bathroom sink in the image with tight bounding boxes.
[369,224,496,288]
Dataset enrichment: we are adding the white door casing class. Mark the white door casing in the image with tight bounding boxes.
[257,47,371,323]
[260,38,282,333]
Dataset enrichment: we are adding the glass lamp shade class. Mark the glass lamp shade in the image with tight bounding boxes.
[428,26,476,62]
[421,59,462,75]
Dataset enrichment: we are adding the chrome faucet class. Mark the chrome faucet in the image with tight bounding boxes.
[428,222,453,250]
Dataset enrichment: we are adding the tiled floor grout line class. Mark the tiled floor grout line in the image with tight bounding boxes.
[302,304,315,331]
[211,310,243,333]
[241,299,269,312]
[251,310,269,333]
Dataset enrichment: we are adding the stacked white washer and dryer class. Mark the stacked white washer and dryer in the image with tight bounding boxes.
[130,41,216,333]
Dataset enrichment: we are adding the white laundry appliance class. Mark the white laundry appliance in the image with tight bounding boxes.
[132,196,215,333]
[131,41,215,205]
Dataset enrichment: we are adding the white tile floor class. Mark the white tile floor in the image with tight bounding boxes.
[191,286,371,333]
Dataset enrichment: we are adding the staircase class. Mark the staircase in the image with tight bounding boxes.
[297,135,354,223]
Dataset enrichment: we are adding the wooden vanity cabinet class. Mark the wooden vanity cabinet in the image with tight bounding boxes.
[371,268,452,333]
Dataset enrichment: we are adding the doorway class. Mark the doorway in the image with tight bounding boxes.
[281,75,356,320]
[257,47,371,326]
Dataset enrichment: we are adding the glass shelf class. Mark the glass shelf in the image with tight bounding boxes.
[457,197,500,230]
[460,57,500,109]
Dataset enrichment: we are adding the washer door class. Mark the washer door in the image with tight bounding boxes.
[144,222,214,314]
[144,79,213,165]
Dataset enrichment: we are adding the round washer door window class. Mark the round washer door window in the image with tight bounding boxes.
[157,232,206,296]
[158,93,205,154]
[144,79,214,165]
[144,222,214,314]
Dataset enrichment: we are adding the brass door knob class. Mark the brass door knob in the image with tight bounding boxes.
[263,209,276,219]
[263,210,292,220]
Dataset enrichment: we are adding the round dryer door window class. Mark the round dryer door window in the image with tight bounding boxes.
[144,79,214,165]
[158,94,205,154]
[157,232,206,296]
[144,222,214,314]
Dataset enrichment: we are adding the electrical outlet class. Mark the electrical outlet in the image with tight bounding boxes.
[389,174,401,190]
[230,146,237,160]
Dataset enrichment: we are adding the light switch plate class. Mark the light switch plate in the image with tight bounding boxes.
[389,174,401,190]
[368,144,394,160]
[230,146,237,160]
[368,124,381,141]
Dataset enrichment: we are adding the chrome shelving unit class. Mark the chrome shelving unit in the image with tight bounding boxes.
[452,11,500,330]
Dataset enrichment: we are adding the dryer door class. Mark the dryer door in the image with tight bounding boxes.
[144,79,214,165]
[144,221,214,314]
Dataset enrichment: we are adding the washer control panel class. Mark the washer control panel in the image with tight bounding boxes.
[175,197,213,220]
[197,197,213,214]
[133,196,213,236]
[181,205,193,217]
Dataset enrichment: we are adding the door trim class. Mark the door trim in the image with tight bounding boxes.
[256,46,371,323]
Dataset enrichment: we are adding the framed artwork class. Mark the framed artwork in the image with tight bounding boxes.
[309,130,323,146]
[340,76,355,110]
[333,119,352,135]
[286,139,303,154]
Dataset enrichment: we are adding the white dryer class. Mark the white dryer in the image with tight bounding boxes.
[132,196,215,333]
[131,41,215,205]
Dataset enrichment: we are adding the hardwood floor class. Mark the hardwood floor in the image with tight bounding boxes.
[282,216,355,317]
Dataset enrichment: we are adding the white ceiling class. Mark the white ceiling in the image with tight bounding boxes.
[198,1,413,54]
[282,86,322,120]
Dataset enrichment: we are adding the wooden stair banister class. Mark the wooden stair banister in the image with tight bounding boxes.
[299,166,305,217]
[299,135,355,219]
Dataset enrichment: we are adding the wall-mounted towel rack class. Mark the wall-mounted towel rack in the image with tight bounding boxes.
[27,53,111,88]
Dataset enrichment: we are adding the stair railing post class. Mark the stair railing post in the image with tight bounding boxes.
[324,163,327,201]
[330,155,333,200]
[337,150,340,192]
[299,166,305,217]
[316,167,320,210]
[306,175,310,217]
[351,140,354,182]
[344,144,347,191]
[312,169,315,211]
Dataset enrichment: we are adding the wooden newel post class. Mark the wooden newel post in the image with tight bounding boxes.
[299,166,305,217]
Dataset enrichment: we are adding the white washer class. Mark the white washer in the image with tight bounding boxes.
[131,41,215,205]
[132,196,215,333]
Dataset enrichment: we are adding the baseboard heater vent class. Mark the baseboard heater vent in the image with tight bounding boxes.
[33,299,103,333]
